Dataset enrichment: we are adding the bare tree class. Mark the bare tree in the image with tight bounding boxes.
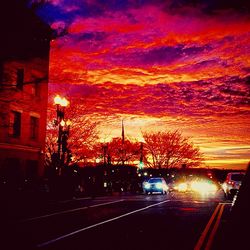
[142,130,203,169]
[93,138,141,166]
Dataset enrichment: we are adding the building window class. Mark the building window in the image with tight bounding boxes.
[31,82,40,97]
[30,116,39,140]
[9,111,21,138]
[16,68,24,90]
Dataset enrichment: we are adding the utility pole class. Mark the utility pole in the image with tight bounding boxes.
[103,143,108,166]
[139,142,144,170]
[121,119,125,166]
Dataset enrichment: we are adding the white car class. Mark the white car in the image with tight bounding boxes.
[222,172,245,199]
[143,177,169,194]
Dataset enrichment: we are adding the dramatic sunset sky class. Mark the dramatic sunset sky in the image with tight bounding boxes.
[32,0,250,169]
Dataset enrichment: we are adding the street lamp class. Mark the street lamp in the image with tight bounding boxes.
[54,95,70,175]
[54,94,69,120]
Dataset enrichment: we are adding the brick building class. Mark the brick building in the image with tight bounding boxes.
[0,1,52,190]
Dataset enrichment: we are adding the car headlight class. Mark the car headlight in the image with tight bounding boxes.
[191,181,218,194]
[144,183,151,189]
[208,184,218,192]
[155,182,163,189]
[222,183,227,191]
[177,183,188,192]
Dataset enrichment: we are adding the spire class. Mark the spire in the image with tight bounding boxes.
[122,119,125,145]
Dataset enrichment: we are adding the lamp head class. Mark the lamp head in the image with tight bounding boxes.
[54,95,69,107]
[60,120,65,127]
[54,95,62,105]
[66,120,72,126]
[61,98,69,107]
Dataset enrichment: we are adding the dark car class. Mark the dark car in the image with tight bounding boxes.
[220,165,250,249]
[143,177,169,194]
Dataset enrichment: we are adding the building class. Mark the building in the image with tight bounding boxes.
[0,1,52,190]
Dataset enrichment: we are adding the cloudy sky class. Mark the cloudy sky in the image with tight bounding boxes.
[32,0,250,169]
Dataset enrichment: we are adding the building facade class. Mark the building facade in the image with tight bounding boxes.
[0,1,52,189]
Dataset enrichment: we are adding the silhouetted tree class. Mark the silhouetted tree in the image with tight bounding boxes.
[94,138,141,165]
[142,130,203,169]
[45,102,99,168]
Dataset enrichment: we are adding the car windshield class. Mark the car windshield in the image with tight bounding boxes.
[231,174,244,182]
[148,178,163,183]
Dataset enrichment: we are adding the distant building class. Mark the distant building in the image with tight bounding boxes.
[0,1,52,189]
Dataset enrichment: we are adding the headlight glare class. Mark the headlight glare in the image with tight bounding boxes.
[191,180,218,194]
[177,183,188,192]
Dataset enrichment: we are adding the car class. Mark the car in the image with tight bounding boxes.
[143,177,169,194]
[222,172,245,199]
[219,165,250,249]
[171,175,219,196]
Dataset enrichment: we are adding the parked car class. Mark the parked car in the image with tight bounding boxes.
[143,177,169,194]
[222,172,245,199]
[220,165,250,249]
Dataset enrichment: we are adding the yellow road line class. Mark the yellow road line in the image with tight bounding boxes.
[194,203,221,250]
[205,203,225,250]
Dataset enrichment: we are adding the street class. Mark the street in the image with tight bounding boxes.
[1,2,249,250]
[2,191,233,250]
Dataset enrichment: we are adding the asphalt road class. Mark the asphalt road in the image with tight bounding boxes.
[2,191,232,250]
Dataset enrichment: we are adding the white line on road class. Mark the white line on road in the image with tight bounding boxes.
[21,199,124,223]
[37,199,171,248]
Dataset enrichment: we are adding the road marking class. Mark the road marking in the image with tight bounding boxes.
[37,199,171,248]
[194,203,227,250]
[179,200,205,204]
[194,203,221,250]
[193,201,206,204]
[21,199,124,223]
[205,204,225,250]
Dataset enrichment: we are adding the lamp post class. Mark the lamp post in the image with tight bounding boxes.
[61,119,71,167]
[103,143,108,166]
[139,142,144,170]
[54,95,70,175]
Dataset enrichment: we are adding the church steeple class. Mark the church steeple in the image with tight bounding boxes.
[122,119,125,145]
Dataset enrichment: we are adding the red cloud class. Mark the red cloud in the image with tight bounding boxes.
[47,3,250,169]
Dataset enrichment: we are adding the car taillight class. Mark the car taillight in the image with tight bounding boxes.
[227,181,235,186]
